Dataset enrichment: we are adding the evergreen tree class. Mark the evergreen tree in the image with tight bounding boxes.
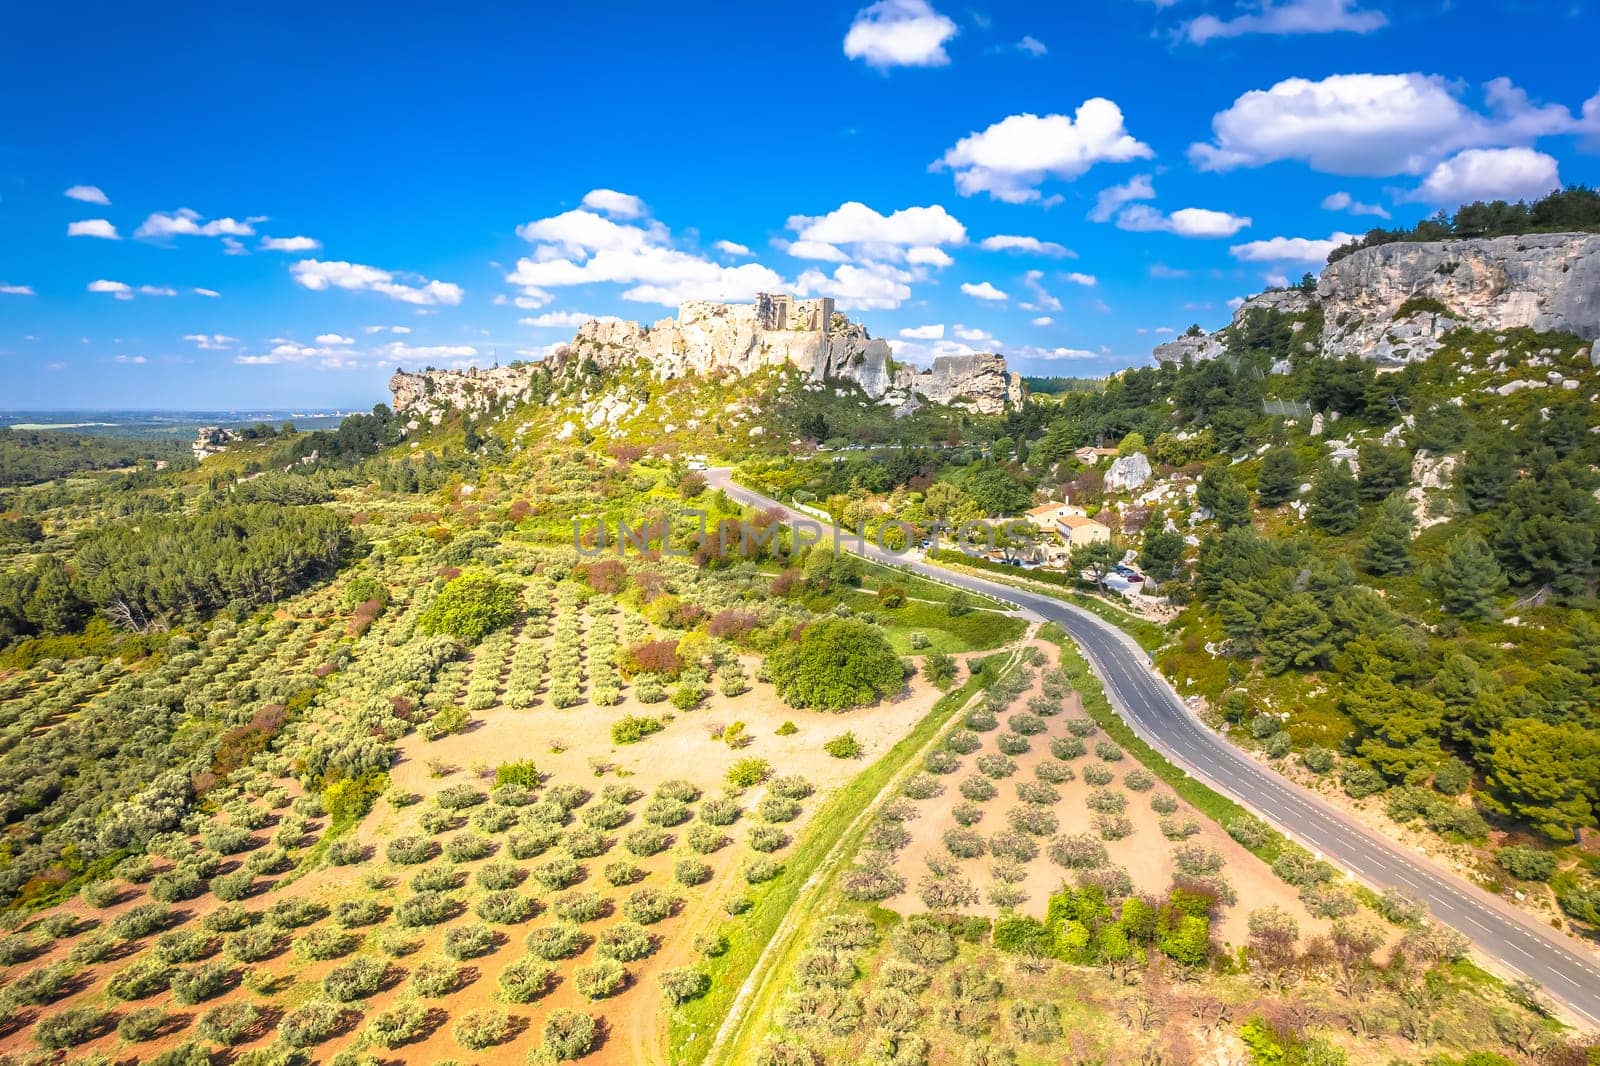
[1069,540,1121,591]
[1425,532,1505,620]
[1308,462,1361,535]
[1344,674,1445,781]
[1362,494,1415,575]
[1138,521,1185,584]
[1356,444,1411,501]
[1434,652,1504,754]
[1459,435,1517,513]
[1261,595,1334,674]
[1483,718,1600,841]
[1197,462,1250,529]
[1256,450,1299,508]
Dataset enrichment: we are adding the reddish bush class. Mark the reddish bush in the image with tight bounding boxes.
[507,499,532,522]
[437,565,462,579]
[669,602,706,628]
[634,571,666,603]
[708,610,759,641]
[771,569,803,597]
[347,598,384,637]
[626,639,683,679]
[680,471,707,498]
[609,444,648,464]
[586,560,629,594]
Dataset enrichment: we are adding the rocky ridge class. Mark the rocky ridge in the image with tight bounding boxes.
[1155,231,1600,367]
[389,297,1024,426]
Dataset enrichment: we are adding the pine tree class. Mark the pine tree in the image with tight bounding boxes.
[1308,462,1361,535]
[1483,718,1600,841]
[1261,594,1334,674]
[1256,450,1299,508]
[1425,532,1505,620]
[1138,521,1185,584]
[1356,444,1412,501]
[1198,463,1250,529]
[1362,494,1415,575]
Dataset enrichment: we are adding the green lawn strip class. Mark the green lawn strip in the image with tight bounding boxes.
[923,550,1167,654]
[673,656,1011,1065]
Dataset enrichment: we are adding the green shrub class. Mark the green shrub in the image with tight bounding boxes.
[323,956,388,1001]
[824,733,863,759]
[727,757,773,787]
[768,617,906,710]
[117,1005,169,1041]
[443,922,497,959]
[1497,845,1557,882]
[659,966,710,1004]
[365,996,429,1049]
[411,956,463,997]
[417,574,520,643]
[573,958,627,999]
[612,715,664,745]
[527,923,589,961]
[453,1007,513,1050]
[278,998,342,1047]
[538,1008,597,1061]
[34,1006,116,1050]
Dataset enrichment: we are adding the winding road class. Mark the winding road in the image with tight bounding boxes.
[707,468,1600,1029]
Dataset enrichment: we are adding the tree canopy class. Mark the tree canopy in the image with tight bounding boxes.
[767,617,906,712]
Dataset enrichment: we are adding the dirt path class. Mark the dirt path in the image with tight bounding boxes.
[705,635,1034,1066]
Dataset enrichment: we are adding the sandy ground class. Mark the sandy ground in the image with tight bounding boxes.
[881,639,1320,949]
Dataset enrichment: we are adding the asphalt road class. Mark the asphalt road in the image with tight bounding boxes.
[708,468,1600,1028]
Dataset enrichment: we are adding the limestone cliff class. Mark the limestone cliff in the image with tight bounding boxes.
[1154,232,1600,367]
[390,296,1025,424]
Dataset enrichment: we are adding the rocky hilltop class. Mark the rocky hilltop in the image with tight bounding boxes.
[1156,231,1600,367]
[390,294,1025,423]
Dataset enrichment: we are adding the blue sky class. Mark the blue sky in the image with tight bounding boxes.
[2,0,1597,409]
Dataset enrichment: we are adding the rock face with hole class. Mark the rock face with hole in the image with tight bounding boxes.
[1318,233,1600,364]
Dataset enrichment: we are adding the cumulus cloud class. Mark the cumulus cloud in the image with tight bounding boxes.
[1088,173,1156,222]
[907,246,954,267]
[260,235,322,252]
[137,285,177,296]
[1230,232,1358,263]
[509,204,782,306]
[961,280,1007,301]
[1016,35,1048,57]
[978,234,1074,257]
[1012,345,1099,361]
[68,219,119,239]
[934,100,1154,202]
[796,262,914,310]
[581,188,647,219]
[1192,74,1600,176]
[87,279,133,300]
[1180,0,1387,45]
[1406,147,1561,205]
[953,325,995,343]
[1030,315,1053,326]
[843,0,958,70]
[1321,191,1391,218]
[520,311,595,328]
[315,333,355,345]
[1,283,37,296]
[787,201,967,261]
[292,260,465,305]
[193,288,221,298]
[183,334,237,350]
[65,184,109,205]
[899,323,945,339]
[782,240,851,263]
[714,240,751,256]
[136,208,261,240]
[1063,272,1097,286]
[1116,204,1252,237]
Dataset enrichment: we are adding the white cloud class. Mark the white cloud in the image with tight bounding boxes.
[961,281,1007,301]
[183,333,237,350]
[581,189,647,219]
[113,355,147,364]
[1063,272,1097,287]
[1020,270,1061,312]
[65,185,109,205]
[1030,316,1053,326]
[385,342,479,360]
[222,237,247,256]
[193,288,221,298]
[68,218,119,239]
[1192,74,1600,176]
[88,279,133,300]
[1227,296,1247,310]
[520,311,595,328]
[261,235,322,252]
[1013,345,1099,361]
[934,100,1154,202]
[1406,147,1561,205]
[787,201,967,261]
[509,205,783,306]
[953,325,994,342]
[1181,0,1387,45]
[978,234,1074,257]
[714,240,752,256]
[1230,232,1358,263]
[137,285,177,296]
[888,337,982,363]
[899,323,945,339]
[1116,204,1252,237]
[796,263,913,310]
[316,333,355,345]
[906,246,954,267]
[843,0,958,70]
[1148,263,1190,279]
[136,208,260,240]
[1016,35,1047,57]
[292,260,465,305]
[1,283,35,296]
[1088,173,1155,222]
[1321,191,1391,218]
[783,240,851,263]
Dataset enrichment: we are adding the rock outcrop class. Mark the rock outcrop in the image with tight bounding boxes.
[1318,233,1600,364]
[1153,233,1600,367]
[1104,452,1153,493]
[390,295,1025,423]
